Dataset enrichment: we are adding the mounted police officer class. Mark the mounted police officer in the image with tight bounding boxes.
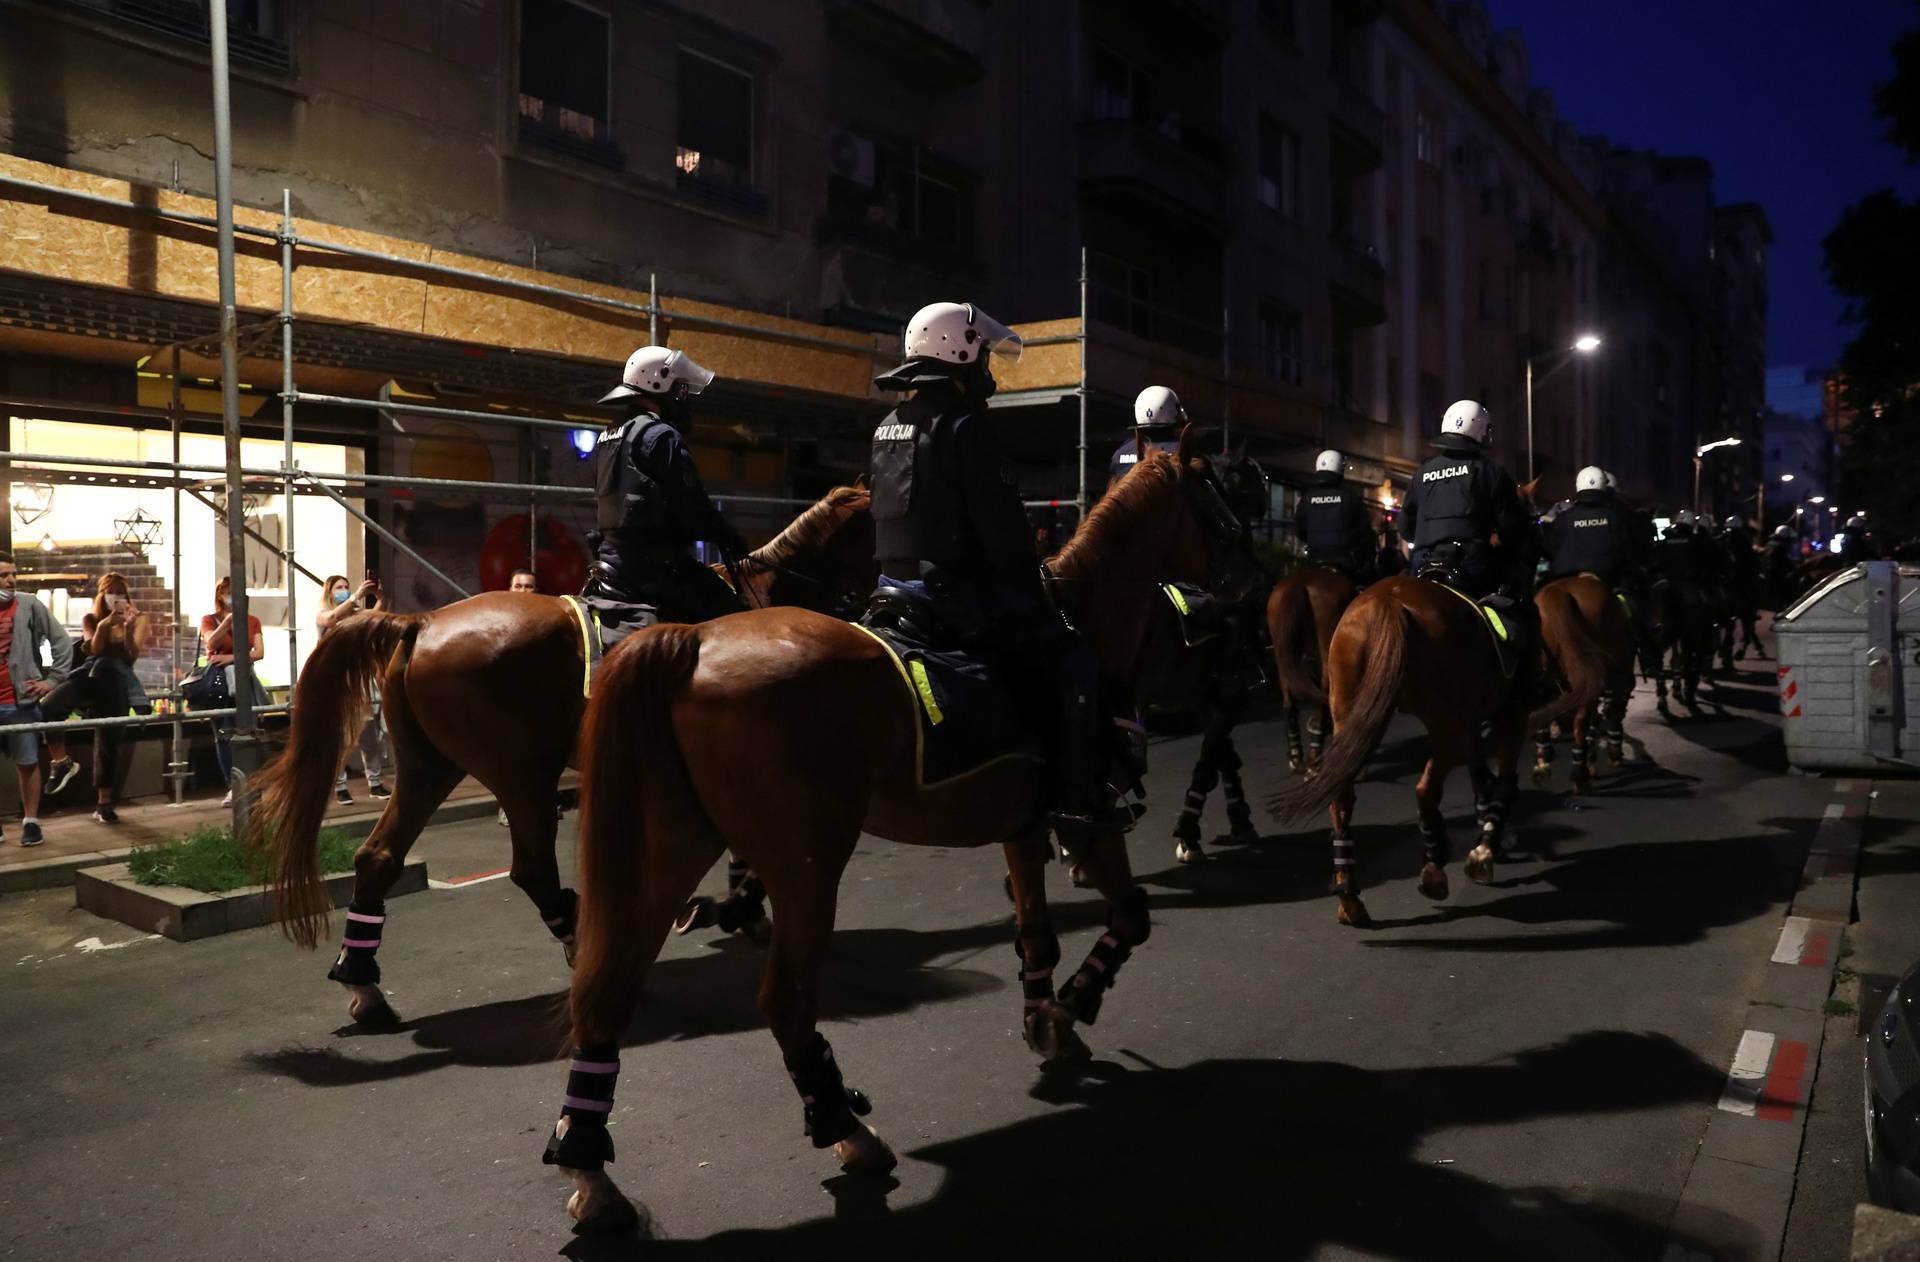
[868,301,1133,839]
[1399,399,1533,603]
[582,346,746,637]
[1764,524,1797,608]
[1108,386,1183,490]
[1295,449,1377,582]
[1542,466,1635,586]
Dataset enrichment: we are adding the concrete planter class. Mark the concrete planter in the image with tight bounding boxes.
[74,859,427,942]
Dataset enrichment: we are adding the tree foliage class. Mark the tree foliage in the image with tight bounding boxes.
[1827,8,1920,538]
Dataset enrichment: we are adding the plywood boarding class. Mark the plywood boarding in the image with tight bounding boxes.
[999,318,1083,394]
[0,154,893,400]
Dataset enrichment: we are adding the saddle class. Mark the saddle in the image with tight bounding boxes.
[1423,577,1524,681]
[858,585,1042,788]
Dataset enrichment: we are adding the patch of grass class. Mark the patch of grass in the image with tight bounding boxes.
[1825,997,1857,1018]
[1839,935,1857,961]
[128,825,358,894]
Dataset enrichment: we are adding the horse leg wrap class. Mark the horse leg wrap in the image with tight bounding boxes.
[541,1044,620,1171]
[1172,789,1206,843]
[1419,818,1450,867]
[327,900,385,987]
[1477,798,1510,852]
[1329,831,1356,894]
[1285,722,1305,765]
[784,1033,871,1149]
[1306,715,1326,761]
[1223,777,1254,836]
[714,863,767,934]
[1534,737,1554,765]
[1057,888,1148,1026]
[541,888,579,947]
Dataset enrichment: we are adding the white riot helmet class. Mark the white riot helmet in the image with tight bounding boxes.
[1773,524,1794,540]
[1722,515,1743,532]
[1676,509,1696,527]
[600,346,716,404]
[1315,449,1345,476]
[1575,465,1606,494]
[1440,399,1493,446]
[1847,513,1870,531]
[902,301,1022,368]
[1133,385,1186,430]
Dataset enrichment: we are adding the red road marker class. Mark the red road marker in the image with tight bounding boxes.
[1755,1039,1810,1122]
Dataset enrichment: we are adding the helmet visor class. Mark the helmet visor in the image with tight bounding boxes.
[667,350,716,395]
[969,306,1023,365]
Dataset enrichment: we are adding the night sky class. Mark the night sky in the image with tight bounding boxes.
[1496,0,1920,371]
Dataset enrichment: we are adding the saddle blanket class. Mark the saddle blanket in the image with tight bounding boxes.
[850,623,1043,789]
[563,595,615,697]
[1431,581,1523,680]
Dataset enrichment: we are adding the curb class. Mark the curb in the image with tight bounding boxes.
[1665,778,1871,1260]
[0,793,503,896]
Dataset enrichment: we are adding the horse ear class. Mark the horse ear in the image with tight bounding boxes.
[1176,422,1197,474]
[853,473,869,492]
[1519,476,1541,505]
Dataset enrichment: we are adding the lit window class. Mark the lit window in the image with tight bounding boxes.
[519,0,610,144]
[677,50,754,188]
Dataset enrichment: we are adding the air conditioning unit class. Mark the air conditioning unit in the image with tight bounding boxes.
[827,128,877,188]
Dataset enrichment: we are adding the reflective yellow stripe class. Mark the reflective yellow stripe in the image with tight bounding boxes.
[907,659,944,725]
[1162,584,1190,616]
[564,597,597,699]
[1482,607,1508,641]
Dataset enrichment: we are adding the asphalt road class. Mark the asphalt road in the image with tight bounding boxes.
[0,656,1829,1260]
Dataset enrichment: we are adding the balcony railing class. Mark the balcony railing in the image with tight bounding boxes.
[50,0,292,74]
[516,109,623,173]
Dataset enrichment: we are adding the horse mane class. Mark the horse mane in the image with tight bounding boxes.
[1049,450,1180,578]
[747,484,868,570]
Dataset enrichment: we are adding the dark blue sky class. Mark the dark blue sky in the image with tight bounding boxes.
[1497,0,1920,369]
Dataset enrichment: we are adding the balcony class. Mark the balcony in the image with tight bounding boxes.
[49,0,291,74]
[1329,236,1387,326]
[1076,118,1232,229]
[1329,74,1385,173]
[825,0,986,90]
[517,111,624,173]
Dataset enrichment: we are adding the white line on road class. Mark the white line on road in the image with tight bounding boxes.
[1715,1029,1776,1117]
[1771,917,1813,965]
[74,934,161,953]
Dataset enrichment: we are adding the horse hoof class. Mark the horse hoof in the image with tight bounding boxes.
[1571,772,1592,795]
[346,986,400,1029]
[1069,864,1092,890]
[1288,757,1306,775]
[834,1122,898,1176]
[1464,844,1495,885]
[1417,863,1450,901]
[1175,840,1205,865]
[673,897,715,936]
[1025,999,1092,1065]
[1605,744,1623,767]
[1530,763,1551,786]
[1335,894,1372,928]
[742,915,774,947]
[564,1169,640,1236]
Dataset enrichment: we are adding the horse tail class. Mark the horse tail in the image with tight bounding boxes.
[1267,596,1408,823]
[1530,584,1607,731]
[570,624,704,1043]
[251,610,422,949]
[1268,577,1327,707]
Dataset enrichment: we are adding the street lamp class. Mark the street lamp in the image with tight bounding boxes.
[1693,436,1743,516]
[1525,333,1603,481]
[1759,472,1794,530]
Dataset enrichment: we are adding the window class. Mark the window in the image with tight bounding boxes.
[827,136,970,251]
[1418,373,1443,425]
[1260,305,1304,385]
[676,49,755,190]
[1258,116,1300,218]
[1415,109,1436,166]
[519,0,613,159]
[1090,44,1149,124]
[1089,251,1157,340]
[1417,236,1440,303]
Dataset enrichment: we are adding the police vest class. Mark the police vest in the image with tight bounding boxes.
[1109,436,1176,486]
[1546,498,1627,578]
[1410,453,1493,548]
[593,416,673,536]
[871,391,980,579]
[1299,483,1363,556]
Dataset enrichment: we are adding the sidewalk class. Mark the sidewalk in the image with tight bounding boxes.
[0,774,540,894]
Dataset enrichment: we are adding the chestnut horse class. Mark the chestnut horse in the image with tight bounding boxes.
[1530,575,1635,792]
[252,486,875,1024]
[1266,577,1547,927]
[1266,565,1360,775]
[548,439,1256,1232]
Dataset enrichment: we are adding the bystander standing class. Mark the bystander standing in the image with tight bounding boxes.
[316,574,390,804]
[200,576,267,808]
[508,568,538,593]
[0,552,73,846]
[82,574,153,824]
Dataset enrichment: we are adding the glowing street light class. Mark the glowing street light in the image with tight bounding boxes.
[1525,334,1605,481]
[1692,436,1743,515]
[1780,473,1795,483]
[1809,495,1826,504]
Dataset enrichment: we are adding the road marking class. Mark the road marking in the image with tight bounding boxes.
[75,934,161,953]
[1771,916,1812,964]
[1716,1029,1775,1117]
[429,867,512,890]
[1822,803,1845,819]
[1756,1039,1811,1122]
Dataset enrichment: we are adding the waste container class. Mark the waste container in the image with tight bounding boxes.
[1774,560,1919,771]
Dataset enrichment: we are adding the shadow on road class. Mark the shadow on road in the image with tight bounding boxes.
[242,919,1038,1087]
[1358,819,1807,953]
[555,1030,1742,1261]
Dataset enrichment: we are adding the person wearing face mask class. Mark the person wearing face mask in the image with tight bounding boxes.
[201,576,269,808]
[316,573,390,805]
[0,552,74,847]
